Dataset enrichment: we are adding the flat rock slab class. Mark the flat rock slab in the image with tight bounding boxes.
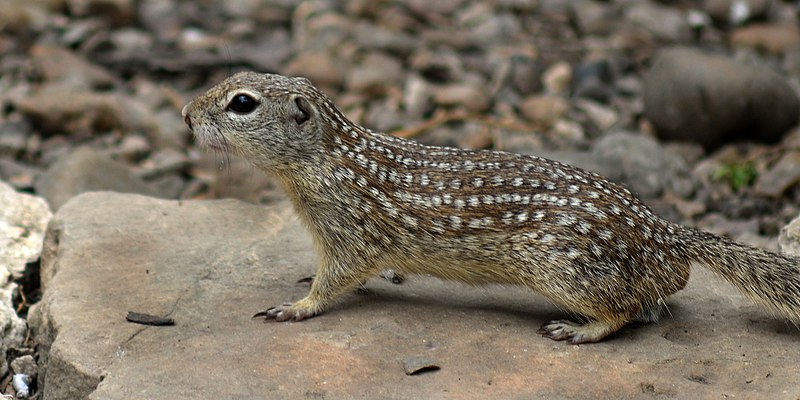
[29,193,800,399]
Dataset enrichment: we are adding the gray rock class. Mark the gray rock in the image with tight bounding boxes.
[34,147,161,210]
[27,192,800,399]
[644,47,800,149]
[591,131,696,198]
[0,180,50,378]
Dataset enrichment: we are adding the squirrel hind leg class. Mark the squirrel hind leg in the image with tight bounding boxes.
[632,301,665,324]
[537,316,628,344]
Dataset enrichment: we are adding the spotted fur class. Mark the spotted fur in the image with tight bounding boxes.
[182,72,800,344]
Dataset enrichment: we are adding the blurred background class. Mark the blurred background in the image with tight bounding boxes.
[2,0,800,244]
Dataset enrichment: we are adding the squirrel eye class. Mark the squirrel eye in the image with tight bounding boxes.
[226,94,259,114]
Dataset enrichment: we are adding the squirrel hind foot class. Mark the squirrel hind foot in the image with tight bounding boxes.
[538,317,628,344]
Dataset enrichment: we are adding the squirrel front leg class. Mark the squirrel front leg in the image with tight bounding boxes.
[254,258,378,322]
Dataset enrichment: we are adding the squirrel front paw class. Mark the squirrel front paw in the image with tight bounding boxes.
[253,298,320,322]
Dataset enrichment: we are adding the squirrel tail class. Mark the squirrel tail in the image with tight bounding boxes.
[682,226,800,324]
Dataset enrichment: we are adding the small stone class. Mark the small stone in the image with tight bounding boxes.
[542,61,572,95]
[402,356,440,375]
[520,95,569,127]
[552,119,585,143]
[403,75,433,119]
[574,99,619,132]
[432,83,490,113]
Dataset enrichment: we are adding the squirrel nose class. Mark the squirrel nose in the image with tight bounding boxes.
[181,103,193,130]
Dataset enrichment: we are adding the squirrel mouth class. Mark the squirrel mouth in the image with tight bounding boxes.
[191,127,229,153]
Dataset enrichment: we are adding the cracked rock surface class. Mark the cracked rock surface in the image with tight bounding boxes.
[28,192,800,399]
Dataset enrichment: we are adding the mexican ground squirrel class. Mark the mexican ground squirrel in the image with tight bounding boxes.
[182,72,800,344]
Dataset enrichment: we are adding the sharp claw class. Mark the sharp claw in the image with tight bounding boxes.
[252,306,278,319]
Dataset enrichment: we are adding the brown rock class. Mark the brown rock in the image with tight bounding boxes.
[731,24,800,55]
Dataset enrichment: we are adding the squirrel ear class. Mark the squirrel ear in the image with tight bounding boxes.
[293,96,312,125]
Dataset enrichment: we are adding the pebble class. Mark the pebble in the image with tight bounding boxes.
[541,61,572,94]
[753,152,800,197]
[519,94,569,127]
[574,99,619,132]
[432,82,490,113]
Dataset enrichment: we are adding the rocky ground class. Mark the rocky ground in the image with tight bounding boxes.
[2,0,800,398]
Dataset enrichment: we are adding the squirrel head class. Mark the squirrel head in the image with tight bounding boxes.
[182,72,335,172]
